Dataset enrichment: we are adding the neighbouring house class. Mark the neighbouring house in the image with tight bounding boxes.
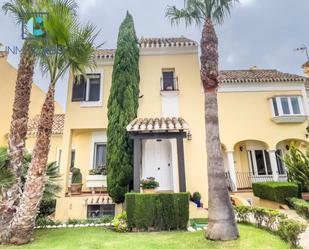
[54,37,309,221]
[0,50,64,163]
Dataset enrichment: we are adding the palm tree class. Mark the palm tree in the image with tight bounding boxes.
[7,0,99,244]
[0,147,61,206]
[0,1,36,238]
[166,0,239,241]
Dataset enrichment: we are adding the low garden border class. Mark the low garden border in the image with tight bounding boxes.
[234,206,307,249]
[35,216,114,229]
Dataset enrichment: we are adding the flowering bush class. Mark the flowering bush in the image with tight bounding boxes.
[112,212,128,232]
[140,177,159,189]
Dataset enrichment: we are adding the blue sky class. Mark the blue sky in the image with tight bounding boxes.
[0,0,308,109]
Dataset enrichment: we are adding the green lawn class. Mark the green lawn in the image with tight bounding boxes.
[1,225,288,249]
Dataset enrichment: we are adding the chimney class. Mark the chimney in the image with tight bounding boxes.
[249,66,258,71]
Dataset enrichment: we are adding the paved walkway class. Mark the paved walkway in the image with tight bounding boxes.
[189,202,208,219]
[281,210,309,249]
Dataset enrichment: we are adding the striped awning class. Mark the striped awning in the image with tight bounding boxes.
[126,117,189,133]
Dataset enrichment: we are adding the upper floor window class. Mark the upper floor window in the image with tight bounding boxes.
[270,96,306,123]
[93,143,107,169]
[271,96,304,116]
[70,149,76,172]
[72,74,101,102]
[161,70,178,91]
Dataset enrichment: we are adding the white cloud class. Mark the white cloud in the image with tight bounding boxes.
[239,0,255,7]
[76,0,99,14]
[226,54,235,65]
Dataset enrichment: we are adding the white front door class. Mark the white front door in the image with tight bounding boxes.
[144,139,173,191]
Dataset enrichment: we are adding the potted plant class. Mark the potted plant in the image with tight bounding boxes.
[71,168,83,195]
[86,166,107,194]
[192,192,202,208]
[140,177,159,193]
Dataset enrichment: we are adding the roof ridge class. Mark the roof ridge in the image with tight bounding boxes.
[219,69,308,84]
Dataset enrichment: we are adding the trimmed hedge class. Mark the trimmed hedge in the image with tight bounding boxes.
[125,192,190,231]
[252,182,298,204]
[290,198,309,219]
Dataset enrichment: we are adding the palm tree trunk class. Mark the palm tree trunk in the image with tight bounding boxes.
[0,41,35,242]
[201,18,239,241]
[8,86,55,245]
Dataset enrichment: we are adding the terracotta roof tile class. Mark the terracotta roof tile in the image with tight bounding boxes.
[139,36,198,48]
[93,37,198,59]
[127,117,189,132]
[27,114,65,136]
[93,49,115,60]
[219,69,308,84]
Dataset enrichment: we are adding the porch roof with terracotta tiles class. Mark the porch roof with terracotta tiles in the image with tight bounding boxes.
[126,117,189,133]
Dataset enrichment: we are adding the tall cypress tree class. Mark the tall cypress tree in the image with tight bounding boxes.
[107,12,140,203]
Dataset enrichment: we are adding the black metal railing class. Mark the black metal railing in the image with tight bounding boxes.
[236,172,274,189]
[225,171,287,190]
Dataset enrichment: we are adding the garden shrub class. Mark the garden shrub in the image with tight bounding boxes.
[234,206,306,249]
[125,192,190,231]
[38,199,56,218]
[252,182,298,204]
[112,212,128,232]
[278,219,306,249]
[85,216,114,224]
[234,206,252,224]
[289,198,309,219]
[35,217,61,227]
[234,206,286,229]
[283,145,309,192]
[67,219,80,225]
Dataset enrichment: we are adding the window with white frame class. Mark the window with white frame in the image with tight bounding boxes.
[248,149,286,176]
[86,74,101,102]
[56,148,62,168]
[72,74,101,102]
[70,149,76,172]
[271,96,304,117]
[161,69,178,91]
[87,204,115,218]
[248,150,272,176]
[93,143,107,169]
[275,149,286,175]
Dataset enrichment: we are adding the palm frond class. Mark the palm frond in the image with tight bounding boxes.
[0,147,9,168]
[165,0,238,26]
[35,0,98,85]
[2,0,35,24]
[43,162,62,200]
[212,0,239,25]
[165,0,204,27]
[0,167,15,189]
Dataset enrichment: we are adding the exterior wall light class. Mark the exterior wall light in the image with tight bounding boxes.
[187,131,192,141]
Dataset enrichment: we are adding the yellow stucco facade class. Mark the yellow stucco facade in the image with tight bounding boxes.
[53,38,309,221]
[0,53,64,163]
